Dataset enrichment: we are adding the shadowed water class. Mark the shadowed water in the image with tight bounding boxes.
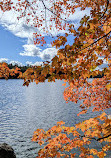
[0,79,110,158]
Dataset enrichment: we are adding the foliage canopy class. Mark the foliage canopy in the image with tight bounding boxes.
[0,0,111,157]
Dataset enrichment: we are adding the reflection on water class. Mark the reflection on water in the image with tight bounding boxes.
[0,79,110,158]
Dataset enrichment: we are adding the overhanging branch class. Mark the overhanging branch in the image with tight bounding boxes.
[78,30,111,53]
[41,0,73,24]
[99,0,109,21]
[97,133,111,141]
[81,133,111,142]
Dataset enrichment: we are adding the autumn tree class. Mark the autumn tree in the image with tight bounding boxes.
[0,0,111,157]
[0,62,22,79]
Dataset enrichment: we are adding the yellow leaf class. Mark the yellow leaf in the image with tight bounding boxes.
[103,18,111,34]
[99,112,106,120]
[108,59,111,64]
[90,149,98,155]
[106,84,111,90]
[62,83,66,86]
[97,151,106,158]
[57,121,65,125]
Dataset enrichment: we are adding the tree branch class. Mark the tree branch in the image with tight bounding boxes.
[41,0,73,24]
[67,30,111,58]
[78,30,111,52]
[97,133,111,141]
[67,30,109,58]
[80,135,98,141]
[80,132,111,142]
[98,0,109,21]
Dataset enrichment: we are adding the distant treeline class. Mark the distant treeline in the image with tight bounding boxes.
[8,64,30,73]
[0,62,105,80]
[0,63,30,79]
[8,64,105,78]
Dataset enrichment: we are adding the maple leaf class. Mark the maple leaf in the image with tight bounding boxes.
[1,0,111,157]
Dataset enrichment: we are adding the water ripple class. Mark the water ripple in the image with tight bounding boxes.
[0,79,110,158]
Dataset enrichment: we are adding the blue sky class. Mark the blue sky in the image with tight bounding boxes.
[0,2,93,66]
[0,25,53,65]
[0,24,76,66]
[0,25,26,64]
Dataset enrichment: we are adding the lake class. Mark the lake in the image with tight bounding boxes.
[0,79,110,158]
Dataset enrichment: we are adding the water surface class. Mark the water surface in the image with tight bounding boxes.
[0,79,110,157]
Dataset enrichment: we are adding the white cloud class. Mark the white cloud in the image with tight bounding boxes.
[10,60,23,66]
[0,8,36,39]
[20,44,41,56]
[34,61,44,66]
[40,48,58,61]
[46,43,52,48]
[26,61,33,66]
[26,61,43,66]
[20,45,58,61]
[0,1,91,63]
[0,58,8,63]
[65,7,90,22]
[0,1,91,39]
[0,58,23,66]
